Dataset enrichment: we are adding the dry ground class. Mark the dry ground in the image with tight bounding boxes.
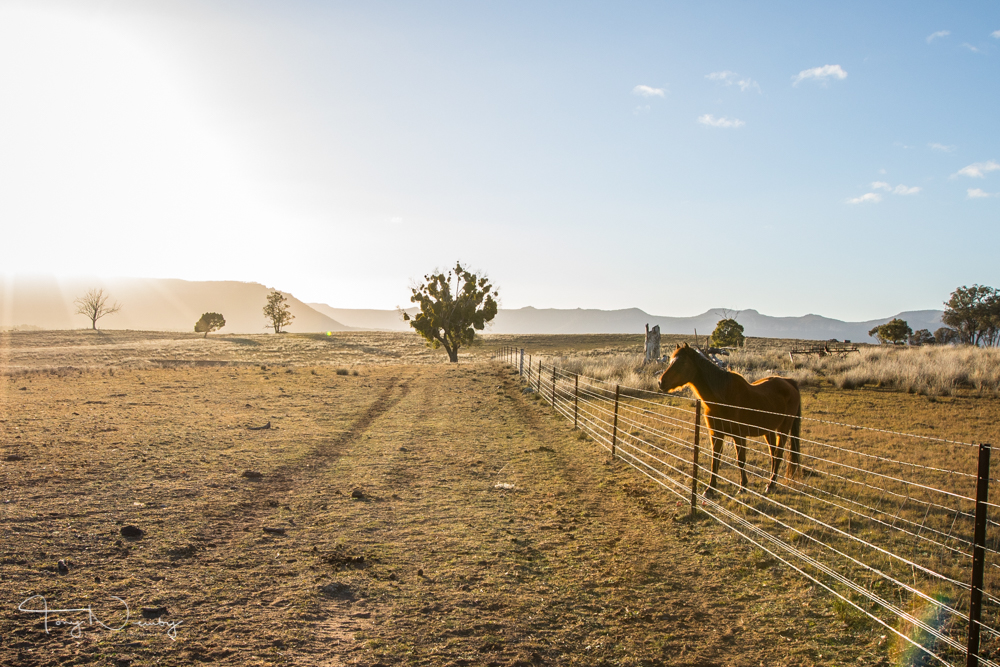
[5,330,987,665]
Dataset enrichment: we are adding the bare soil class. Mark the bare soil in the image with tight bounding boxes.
[0,332,908,665]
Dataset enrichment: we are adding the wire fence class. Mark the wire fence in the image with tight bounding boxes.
[495,346,999,667]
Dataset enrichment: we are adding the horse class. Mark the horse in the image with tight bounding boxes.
[657,343,801,496]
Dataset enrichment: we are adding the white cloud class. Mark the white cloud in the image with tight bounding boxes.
[893,185,921,195]
[632,85,665,98]
[929,143,956,152]
[793,64,847,85]
[871,181,891,191]
[962,43,983,53]
[993,30,1000,39]
[706,71,761,93]
[955,160,1000,178]
[697,114,745,128]
[926,30,950,43]
[633,105,651,115]
[706,71,736,83]
[848,193,881,204]
[968,188,996,199]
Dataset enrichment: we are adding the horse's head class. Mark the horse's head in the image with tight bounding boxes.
[657,343,698,393]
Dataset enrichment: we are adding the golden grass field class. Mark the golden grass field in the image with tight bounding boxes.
[3,330,1000,666]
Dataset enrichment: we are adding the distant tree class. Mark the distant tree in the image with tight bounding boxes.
[942,285,1000,346]
[263,291,294,333]
[934,327,960,345]
[403,262,498,362]
[868,318,912,345]
[710,318,745,348]
[195,312,226,337]
[74,288,122,330]
[908,329,935,346]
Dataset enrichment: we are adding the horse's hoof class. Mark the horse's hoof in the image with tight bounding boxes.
[763,484,774,495]
[703,487,717,500]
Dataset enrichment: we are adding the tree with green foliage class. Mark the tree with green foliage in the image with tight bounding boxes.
[942,284,1000,346]
[710,318,745,348]
[195,312,226,337]
[934,327,959,345]
[908,329,935,346]
[403,262,498,362]
[263,290,294,333]
[868,318,912,345]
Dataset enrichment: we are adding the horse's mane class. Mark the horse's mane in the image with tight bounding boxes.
[684,346,740,398]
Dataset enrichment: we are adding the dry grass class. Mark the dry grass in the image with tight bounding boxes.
[524,338,1000,397]
[0,335,883,666]
[6,330,1000,665]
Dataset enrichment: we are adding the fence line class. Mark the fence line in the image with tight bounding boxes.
[494,345,999,667]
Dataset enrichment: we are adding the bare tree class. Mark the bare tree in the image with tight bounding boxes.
[74,288,122,330]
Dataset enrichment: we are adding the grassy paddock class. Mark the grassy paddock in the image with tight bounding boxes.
[505,336,1000,397]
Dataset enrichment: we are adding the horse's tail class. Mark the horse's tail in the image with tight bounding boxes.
[789,403,802,478]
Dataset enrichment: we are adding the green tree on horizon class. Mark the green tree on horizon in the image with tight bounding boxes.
[403,262,498,362]
[263,291,294,333]
[195,312,226,337]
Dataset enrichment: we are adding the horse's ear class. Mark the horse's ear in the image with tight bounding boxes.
[683,342,689,348]
[675,343,681,350]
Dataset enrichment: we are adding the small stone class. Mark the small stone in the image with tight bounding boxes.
[351,488,365,500]
[95,575,102,583]
[417,568,424,577]
[120,525,144,539]
[263,527,286,535]
[241,470,263,479]
[57,560,69,574]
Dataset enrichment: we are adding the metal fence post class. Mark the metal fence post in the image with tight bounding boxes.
[691,401,702,515]
[611,384,620,459]
[967,442,992,667]
[574,374,579,429]
[551,365,556,405]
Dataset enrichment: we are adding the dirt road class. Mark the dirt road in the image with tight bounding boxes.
[0,362,881,666]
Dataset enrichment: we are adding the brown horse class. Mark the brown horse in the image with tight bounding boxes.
[657,343,801,496]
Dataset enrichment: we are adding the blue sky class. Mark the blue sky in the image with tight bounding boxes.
[1,1,997,320]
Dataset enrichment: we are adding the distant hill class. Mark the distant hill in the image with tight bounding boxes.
[314,304,944,343]
[0,277,351,333]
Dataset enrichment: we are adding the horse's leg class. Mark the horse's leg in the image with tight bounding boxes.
[733,435,748,493]
[763,431,784,495]
[704,429,725,498]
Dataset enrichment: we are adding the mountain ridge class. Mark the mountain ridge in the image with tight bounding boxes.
[313,304,944,343]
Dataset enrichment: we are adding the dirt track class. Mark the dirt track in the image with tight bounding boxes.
[0,361,883,666]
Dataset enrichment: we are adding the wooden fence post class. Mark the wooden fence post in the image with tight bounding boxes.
[611,384,620,459]
[538,360,542,393]
[574,374,579,429]
[967,442,992,667]
[551,365,556,405]
[519,349,524,377]
[691,401,702,515]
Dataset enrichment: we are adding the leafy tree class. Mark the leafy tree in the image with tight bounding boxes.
[868,318,912,345]
[195,312,226,337]
[74,288,122,330]
[263,291,294,333]
[934,327,959,345]
[908,329,935,346]
[942,285,1000,346]
[710,318,745,348]
[403,262,498,362]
